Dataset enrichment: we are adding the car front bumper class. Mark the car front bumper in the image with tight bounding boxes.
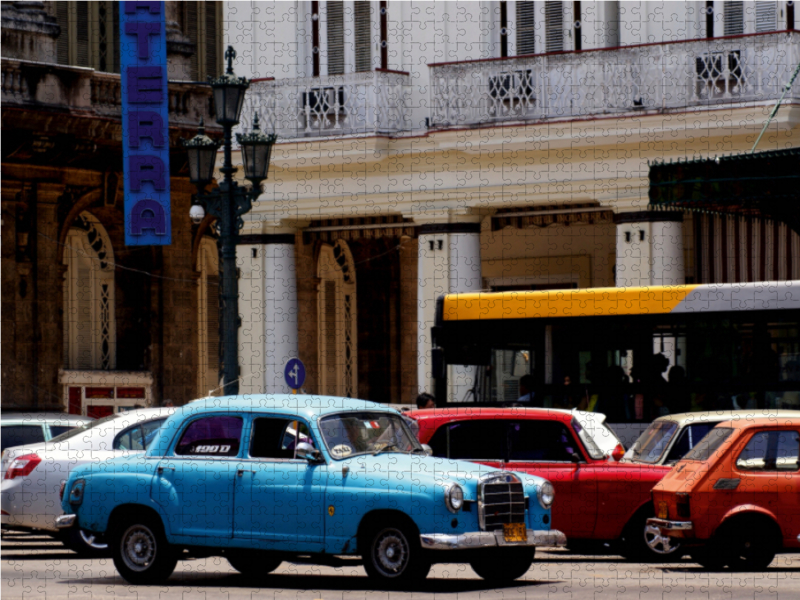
[646,518,694,539]
[420,528,566,551]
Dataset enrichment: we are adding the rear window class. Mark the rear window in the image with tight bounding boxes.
[684,427,734,462]
[1,425,45,451]
[48,425,76,438]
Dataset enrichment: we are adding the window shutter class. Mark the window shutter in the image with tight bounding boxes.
[755,1,778,32]
[55,2,70,65]
[516,1,536,55]
[207,273,220,389]
[723,1,744,36]
[545,1,563,52]
[186,2,199,80]
[205,2,220,78]
[326,1,345,75]
[354,0,372,72]
[75,1,90,67]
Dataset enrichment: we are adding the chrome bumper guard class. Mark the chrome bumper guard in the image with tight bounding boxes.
[55,514,76,529]
[646,518,693,533]
[420,529,566,551]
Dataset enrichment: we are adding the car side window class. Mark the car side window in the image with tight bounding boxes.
[49,425,76,438]
[175,416,243,457]
[114,425,145,450]
[507,420,580,462]
[665,423,715,463]
[1,425,45,451]
[141,419,166,448]
[249,418,315,459]
[428,421,505,460]
[736,430,800,472]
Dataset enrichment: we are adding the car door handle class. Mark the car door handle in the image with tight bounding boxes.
[157,466,175,474]
[237,469,256,476]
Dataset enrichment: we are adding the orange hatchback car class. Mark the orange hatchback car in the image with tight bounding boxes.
[648,417,800,570]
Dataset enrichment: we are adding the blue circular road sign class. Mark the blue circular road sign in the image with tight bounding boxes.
[284,358,306,391]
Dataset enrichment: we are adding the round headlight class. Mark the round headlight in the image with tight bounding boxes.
[446,484,464,513]
[537,481,555,509]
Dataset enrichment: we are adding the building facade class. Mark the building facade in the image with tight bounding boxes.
[1,1,223,413]
[224,1,800,405]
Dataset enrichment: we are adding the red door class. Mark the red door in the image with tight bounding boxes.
[502,419,598,539]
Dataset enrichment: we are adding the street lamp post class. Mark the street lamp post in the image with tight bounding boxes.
[182,46,277,396]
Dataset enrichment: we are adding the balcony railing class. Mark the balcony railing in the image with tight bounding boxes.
[239,69,411,139]
[1,59,215,129]
[429,31,800,128]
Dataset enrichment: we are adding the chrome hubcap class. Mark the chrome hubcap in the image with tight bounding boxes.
[644,523,681,555]
[121,525,157,572]
[375,529,409,576]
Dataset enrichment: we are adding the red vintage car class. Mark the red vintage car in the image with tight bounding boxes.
[409,408,672,559]
[648,417,800,570]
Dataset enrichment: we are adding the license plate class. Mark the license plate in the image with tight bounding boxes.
[657,501,669,520]
[503,523,527,543]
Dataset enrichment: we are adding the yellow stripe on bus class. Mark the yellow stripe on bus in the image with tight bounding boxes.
[442,285,700,320]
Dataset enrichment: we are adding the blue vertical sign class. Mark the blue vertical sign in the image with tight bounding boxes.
[120,1,171,246]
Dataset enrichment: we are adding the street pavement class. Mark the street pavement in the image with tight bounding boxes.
[2,531,799,600]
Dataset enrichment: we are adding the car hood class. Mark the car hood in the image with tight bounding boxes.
[337,452,547,497]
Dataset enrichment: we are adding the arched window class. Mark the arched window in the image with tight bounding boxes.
[318,240,358,397]
[62,213,116,370]
[197,237,220,396]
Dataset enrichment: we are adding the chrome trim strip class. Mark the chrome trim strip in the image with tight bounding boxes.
[420,528,566,550]
[646,518,694,531]
[55,514,76,529]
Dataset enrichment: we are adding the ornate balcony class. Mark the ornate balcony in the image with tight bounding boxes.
[239,69,411,139]
[429,31,800,128]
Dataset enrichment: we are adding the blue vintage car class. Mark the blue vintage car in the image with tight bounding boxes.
[58,396,564,585]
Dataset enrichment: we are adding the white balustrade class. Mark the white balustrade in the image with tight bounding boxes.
[430,32,800,127]
[239,70,411,140]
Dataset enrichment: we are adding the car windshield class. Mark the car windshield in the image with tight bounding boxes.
[624,420,679,464]
[683,427,734,462]
[571,418,605,460]
[48,414,118,443]
[319,412,422,460]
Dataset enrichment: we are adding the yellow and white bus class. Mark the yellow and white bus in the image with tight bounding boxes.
[431,282,800,427]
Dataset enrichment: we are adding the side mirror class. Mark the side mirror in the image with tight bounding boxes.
[296,442,323,463]
[571,452,582,464]
[421,444,433,457]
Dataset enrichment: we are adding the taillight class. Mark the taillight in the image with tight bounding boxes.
[4,454,42,480]
[611,443,625,462]
[676,492,691,519]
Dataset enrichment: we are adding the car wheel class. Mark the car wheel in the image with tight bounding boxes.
[620,510,682,562]
[63,528,109,557]
[227,551,282,577]
[717,523,777,571]
[362,524,430,585]
[111,515,177,585]
[470,547,535,582]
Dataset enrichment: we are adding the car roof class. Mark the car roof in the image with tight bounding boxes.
[407,407,575,423]
[650,409,800,427]
[715,416,800,429]
[1,412,94,424]
[183,394,397,420]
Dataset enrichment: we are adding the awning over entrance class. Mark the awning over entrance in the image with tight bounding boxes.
[648,147,800,235]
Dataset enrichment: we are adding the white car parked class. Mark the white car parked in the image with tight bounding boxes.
[1,407,174,555]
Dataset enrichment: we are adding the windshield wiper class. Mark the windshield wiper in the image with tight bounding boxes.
[372,443,400,456]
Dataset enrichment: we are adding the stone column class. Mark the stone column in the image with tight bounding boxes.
[416,216,482,399]
[165,1,194,80]
[237,231,299,395]
[614,211,685,287]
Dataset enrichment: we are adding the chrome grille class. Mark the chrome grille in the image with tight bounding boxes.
[478,473,526,531]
